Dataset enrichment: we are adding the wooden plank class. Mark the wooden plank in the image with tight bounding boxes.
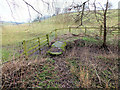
[85,27,87,36]
[27,44,39,52]
[55,29,57,38]
[40,39,47,44]
[39,35,47,39]
[28,48,40,56]
[23,40,28,60]
[70,26,118,29]
[38,37,41,54]
[26,41,39,49]
[69,27,71,33]
[26,35,47,43]
[56,28,69,30]
[106,27,118,29]
[46,34,49,46]
[40,42,47,47]
[26,37,38,43]
[70,26,99,29]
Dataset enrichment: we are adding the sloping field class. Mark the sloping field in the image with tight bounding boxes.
[2,9,119,64]
[2,9,118,46]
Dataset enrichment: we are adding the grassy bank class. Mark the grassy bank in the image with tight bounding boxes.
[2,9,118,63]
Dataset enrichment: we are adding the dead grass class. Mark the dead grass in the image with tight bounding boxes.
[62,40,118,88]
[78,67,91,88]
[2,38,118,88]
[2,57,48,89]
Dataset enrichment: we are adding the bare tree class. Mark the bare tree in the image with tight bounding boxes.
[55,7,61,15]
[68,0,110,48]
[93,0,109,48]
[6,0,16,22]
[22,0,42,16]
[102,0,109,48]
[6,0,55,23]
[104,2,112,10]
[68,0,89,27]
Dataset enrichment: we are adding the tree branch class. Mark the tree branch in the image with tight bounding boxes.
[6,0,16,21]
[80,2,86,25]
[23,0,42,16]
[41,0,50,10]
[27,5,31,23]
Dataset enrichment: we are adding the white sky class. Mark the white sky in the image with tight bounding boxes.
[0,0,119,22]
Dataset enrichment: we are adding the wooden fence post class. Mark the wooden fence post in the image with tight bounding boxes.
[100,25,102,37]
[38,37,41,54]
[85,27,87,36]
[23,40,28,60]
[46,34,50,47]
[69,27,71,33]
[55,29,57,38]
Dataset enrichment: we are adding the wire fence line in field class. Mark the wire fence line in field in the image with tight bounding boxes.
[2,26,119,64]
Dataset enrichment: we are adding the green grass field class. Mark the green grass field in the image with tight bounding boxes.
[2,9,118,46]
[1,9,119,88]
[2,9,119,63]
[2,20,69,62]
[2,22,68,46]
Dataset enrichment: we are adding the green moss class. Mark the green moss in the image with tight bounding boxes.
[48,41,66,55]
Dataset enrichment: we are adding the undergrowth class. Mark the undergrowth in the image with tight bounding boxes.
[2,36,118,88]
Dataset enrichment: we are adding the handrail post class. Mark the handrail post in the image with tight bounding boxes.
[85,27,87,36]
[55,29,57,39]
[100,25,102,37]
[23,40,28,60]
[46,34,50,47]
[69,27,71,33]
[38,37,41,54]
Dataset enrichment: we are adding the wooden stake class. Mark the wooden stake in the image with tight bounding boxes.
[23,40,28,60]
[55,29,57,38]
[38,37,41,54]
[85,27,87,36]
[46,34,50,46]
[69,27,71,33]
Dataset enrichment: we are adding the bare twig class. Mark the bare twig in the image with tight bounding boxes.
[98,2,105,12]
[80,2,86,25]
[102,0,109,47]
[91,63,102,85]
[5,0,16,21]
[22,0,42,16]
[41,0,50,10]
[27,5,31,23]
[93,0,100,24]
[69,0,89,27]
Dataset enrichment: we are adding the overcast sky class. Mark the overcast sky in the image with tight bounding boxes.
[0,0,119,22]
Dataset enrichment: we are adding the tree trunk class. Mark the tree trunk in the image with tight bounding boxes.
[102,0,108,48]
[103,12,107,47]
